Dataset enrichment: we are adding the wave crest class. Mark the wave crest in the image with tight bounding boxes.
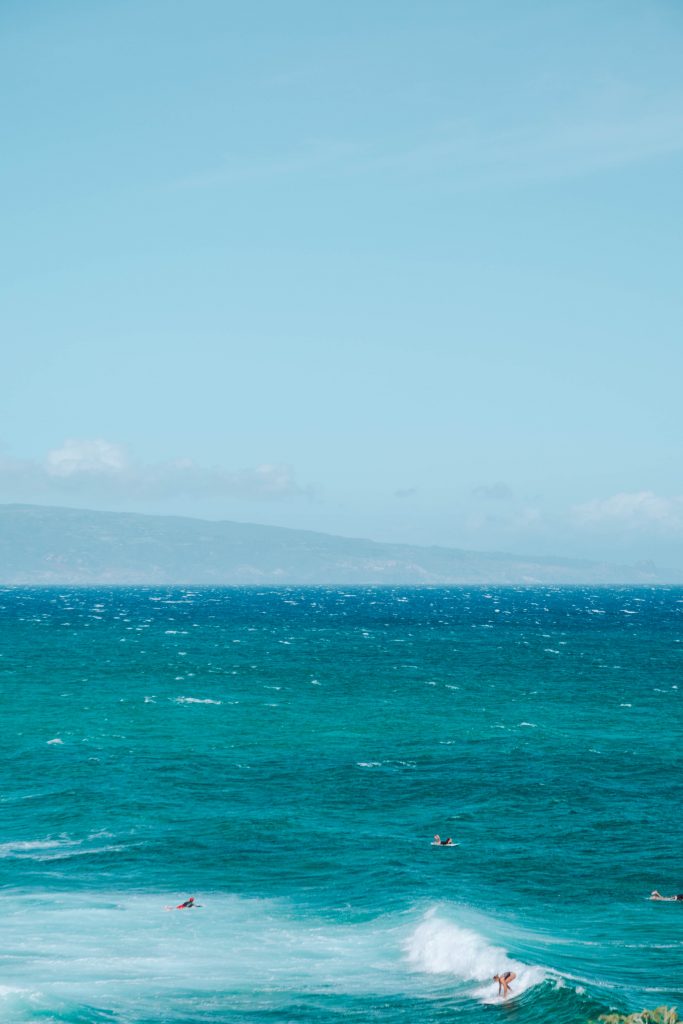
[405,910,547,1002]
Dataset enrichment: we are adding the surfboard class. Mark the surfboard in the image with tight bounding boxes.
[431,842,459,847]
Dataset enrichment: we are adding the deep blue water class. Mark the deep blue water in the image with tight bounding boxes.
[0,586,681,1023]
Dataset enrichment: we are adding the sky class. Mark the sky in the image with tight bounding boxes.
[2,0,682,567]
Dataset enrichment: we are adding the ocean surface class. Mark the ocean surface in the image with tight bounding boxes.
[1,585,681,1024]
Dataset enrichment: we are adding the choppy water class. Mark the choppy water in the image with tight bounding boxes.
[0,586,681,1024]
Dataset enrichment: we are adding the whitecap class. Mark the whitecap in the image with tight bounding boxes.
[0,840,65,857]
[34,844,128,861]
[171,697,222,705]
[405,909,547,1004]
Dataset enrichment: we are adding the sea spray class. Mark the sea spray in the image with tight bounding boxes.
[405,908,547,1002]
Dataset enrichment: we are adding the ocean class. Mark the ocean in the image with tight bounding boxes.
[0,585,681,1024]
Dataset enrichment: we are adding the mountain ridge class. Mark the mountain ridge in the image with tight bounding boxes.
[0,503,678,585]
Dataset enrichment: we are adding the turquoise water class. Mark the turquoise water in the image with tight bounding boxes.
[1,586,681,1023]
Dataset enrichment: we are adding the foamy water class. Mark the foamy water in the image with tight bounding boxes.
[406,909,548,1002]
[0,894,557,1019]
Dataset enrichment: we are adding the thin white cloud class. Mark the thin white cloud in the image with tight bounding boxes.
[46,439,129,477]
[573,491,683,531]
[174,93,683,194]
[174,139,362,190]
[0,440,310,503]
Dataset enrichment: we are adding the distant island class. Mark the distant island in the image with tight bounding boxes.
[0,503,678,585]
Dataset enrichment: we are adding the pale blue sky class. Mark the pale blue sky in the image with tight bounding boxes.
[2,0,682,565]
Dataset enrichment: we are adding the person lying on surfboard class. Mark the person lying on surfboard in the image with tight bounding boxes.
[433,834,454,846]
[164,896,203,911]
[650,890,683,901]
[175,897,197,909]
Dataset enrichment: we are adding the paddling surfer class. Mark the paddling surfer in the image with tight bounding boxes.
[433,834,454,846]
[176,897,197,909]
[164,896,202,911]
[493,971,516,998]
[650,890,683,902]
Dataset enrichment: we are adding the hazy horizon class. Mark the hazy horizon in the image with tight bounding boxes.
[2,501,679,581]
[3,1,682,567]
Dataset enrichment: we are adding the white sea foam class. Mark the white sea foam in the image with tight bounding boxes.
[0,840,66,858]
[28,844,127,862]
[47,738,63,745]
[0,836,131,862]
[0,894,583,1020]
[405,910,547,1003]
[0,891,405,1014]
[171,697,222,705]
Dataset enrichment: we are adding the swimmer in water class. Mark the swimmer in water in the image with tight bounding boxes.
[433,835,454,846]
[493,971,516,998]
[650,890,683,902]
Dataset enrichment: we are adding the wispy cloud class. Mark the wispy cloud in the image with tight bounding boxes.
[45,439,128,477]
[0,440,311,503]
[174,139,363,190]
[573,491,683,532]
[174,92,683,193]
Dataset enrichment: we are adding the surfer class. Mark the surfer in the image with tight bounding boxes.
[433,834,454,846]
[164,896,201,911]
[649,890,683,902]
[176,897,196,909]
[493,971,516,998]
